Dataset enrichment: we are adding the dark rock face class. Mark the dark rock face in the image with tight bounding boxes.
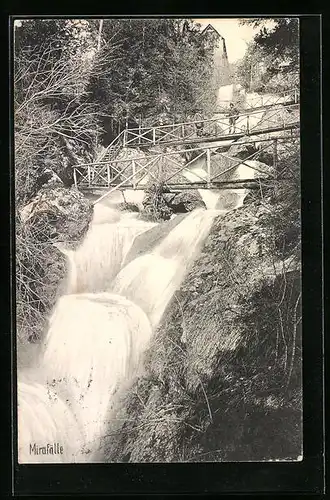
[20,186,93,248]
[105,197,302,463]
[17,186,93,342]
[163,191,206,213]
[116,202,140,213]
[36,168,64,190]
[227,136,273,165]
[227,136,257,159]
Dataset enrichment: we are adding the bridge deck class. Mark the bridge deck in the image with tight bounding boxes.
[215,97,299,115]
[134,122,300,149]
[73,95,300,199]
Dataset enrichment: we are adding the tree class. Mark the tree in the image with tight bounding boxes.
[14,19,109,203]
[87,18,218,143]
[237,18,299,92]
[241,18,299,67]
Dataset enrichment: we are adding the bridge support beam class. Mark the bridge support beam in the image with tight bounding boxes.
[132,160,136,189]
[73,168,78,188]
[206,148,211,188]
[87,166,91,188]
[107,165,110,187]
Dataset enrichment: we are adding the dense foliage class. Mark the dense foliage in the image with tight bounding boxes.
[87,19,218,142]
[14,18,218,202]
[14,18,219,343]
[14,19,105,204]
[236,18,299,92]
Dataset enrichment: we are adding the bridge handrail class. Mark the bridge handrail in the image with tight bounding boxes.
[125,102,300,134]
[73,129,300,169]
[93,129,125,163]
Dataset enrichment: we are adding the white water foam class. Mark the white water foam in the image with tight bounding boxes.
[58,216,156,294]
[111,208,217,330]
[18,206,218,463]
[41,292,153,460]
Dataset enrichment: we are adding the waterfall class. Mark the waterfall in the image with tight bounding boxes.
[40,292,152,460]
[92,204,121,225]
[58,215,156,294]
[17,379,85,463]
[181,158,250,211]
[111,208,217,330]
[18,206,217,463]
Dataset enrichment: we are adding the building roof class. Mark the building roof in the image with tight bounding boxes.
[201,24,224,39]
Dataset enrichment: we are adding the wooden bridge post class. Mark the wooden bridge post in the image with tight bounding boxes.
[273,139,278,172]
[181,124,185,138]
[107,164,110,187]
[206,149,211,188]
[294,88,297,104]
[88,166,91,188]
[123,129,127,147]
[152,129,156,146]
[132,159,136,189]
[73,168,77,188]
[247,114,250,134]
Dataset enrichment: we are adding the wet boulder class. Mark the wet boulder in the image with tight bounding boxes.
[116,202,140,213]
[227,136,258,159]
[20,185,93,248]
[17,186,93,343]
[124,213,188,265]
[163,191,206,213]
[36,167,63,189]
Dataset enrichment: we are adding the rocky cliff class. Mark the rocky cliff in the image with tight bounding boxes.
[16,184,93,343]
[103,193,302,463]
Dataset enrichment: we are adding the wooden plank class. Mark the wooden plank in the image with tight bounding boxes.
[83,178,275,193]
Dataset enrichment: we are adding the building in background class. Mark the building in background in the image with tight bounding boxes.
[201,24,231,86]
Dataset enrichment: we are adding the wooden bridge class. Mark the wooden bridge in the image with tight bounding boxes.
[73,133,299,197]
[92,89,299,164]
[73,94,300,196]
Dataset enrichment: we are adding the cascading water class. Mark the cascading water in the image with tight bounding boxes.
[92,204,121,225]
[58,212,156,295]
[111,208,217,330]
[41,292,153,460]
[17,206,218,463]
[182,162,248,211]
[17,379,85,463]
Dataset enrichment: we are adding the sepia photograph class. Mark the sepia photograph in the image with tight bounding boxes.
[14,17,302,464]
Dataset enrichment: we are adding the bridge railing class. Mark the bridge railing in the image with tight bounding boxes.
[73,133,300,197]
[122,103,300,147]
[216,88,300,113]
[94,129,125,163]
[244,88,300,109]
[96,89,300,160]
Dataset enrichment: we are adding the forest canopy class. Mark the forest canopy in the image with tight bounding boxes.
[235,18,299,92]
[14,19,218,149]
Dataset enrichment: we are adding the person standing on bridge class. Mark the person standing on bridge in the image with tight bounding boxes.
[194,110,204,137]
[228,102,239,134]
